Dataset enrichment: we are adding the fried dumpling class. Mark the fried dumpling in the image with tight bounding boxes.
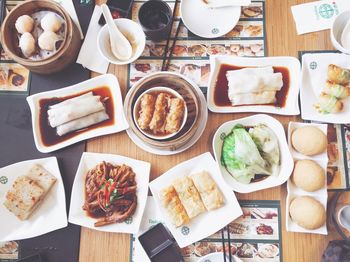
[324,80,350,99]
[328,64,350,85]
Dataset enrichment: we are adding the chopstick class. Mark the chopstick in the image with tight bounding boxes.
[161,0,180,71]
[227,224,233,262]
[221,228,227,262]
[162,19,182,71]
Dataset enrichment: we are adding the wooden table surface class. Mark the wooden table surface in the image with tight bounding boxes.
[79,0,350,261]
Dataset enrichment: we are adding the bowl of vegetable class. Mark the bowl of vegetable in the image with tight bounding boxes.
[212,114,294,193]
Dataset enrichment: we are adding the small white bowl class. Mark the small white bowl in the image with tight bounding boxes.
[97,18,146,65]
[331,11,350,54]
[133,86,188,140]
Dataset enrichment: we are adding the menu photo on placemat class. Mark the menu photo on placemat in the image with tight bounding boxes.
[0,44,31,95]
[128,0,266,94]
[0,241,19,261]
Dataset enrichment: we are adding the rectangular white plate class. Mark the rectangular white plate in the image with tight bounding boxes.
[0,157,67,241]
[149,152,242,248]
[207,56,301,115]
[26,74,129,153]
[286,122,328,235]
[300,53,350,124]
[68,152,150,234]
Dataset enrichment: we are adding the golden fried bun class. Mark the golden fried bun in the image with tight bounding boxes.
[291,126,327,156]
[292,160,325,192]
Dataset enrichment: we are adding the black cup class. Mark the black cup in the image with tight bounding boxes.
[138,0,172,42]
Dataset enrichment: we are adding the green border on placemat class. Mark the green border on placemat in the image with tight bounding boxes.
[299,50,350,192]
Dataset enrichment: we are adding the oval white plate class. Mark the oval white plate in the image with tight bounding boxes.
[26,74,129,153]
[212,114,294,193]
[207,56,301,115]
[180,0,241,38]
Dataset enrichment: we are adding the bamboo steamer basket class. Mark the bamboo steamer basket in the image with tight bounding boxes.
[124,72,204,151]
[1,0,81,74]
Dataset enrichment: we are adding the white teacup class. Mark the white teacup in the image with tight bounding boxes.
[331,11,350,54]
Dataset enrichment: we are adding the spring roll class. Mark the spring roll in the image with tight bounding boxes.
[149,93,169,133]
[49,92,93,109]
[48,95,105,128]
[314,93,343,114]
[190,171,224,211]
[328,64,350,85]
[159,186,189,227]
[56,110,109,136]
[137,94,156,130]
[324,80,350,99]
[172,176,206,219]
[164,98,185,134]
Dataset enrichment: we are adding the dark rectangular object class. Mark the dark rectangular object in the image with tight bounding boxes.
[16,253,42,262]
[138,223,184,262]
[98,0,134,25]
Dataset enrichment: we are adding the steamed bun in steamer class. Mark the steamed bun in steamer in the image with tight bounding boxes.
[38,31,60,51]
[19,32,36,57]
[41,12,62,32]
[15,15,34,34]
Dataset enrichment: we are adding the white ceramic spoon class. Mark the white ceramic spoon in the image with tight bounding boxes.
[101,4,132,61]
[338,205,350,231]
[341,19,350,51]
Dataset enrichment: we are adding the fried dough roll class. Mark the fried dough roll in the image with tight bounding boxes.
[137,94,156,130]
[324,80,350,99]
[165,98,185,133]
[149,93,168,133]
[328,64,350,85]
[314,93,343,114]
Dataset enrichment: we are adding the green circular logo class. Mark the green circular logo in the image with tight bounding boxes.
[220,132,226,140]
[0,176,8,184]
[125,217,133,224]
[319,4,335,19]
[310,62,317,70]
[181,226,190,235]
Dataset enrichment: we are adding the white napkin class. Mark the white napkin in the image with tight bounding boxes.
[291,0,350,35]
[55,0,84,39]
[204,0,251,8]
[76,5,109,74]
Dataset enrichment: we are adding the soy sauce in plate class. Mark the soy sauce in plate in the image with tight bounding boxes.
[213,64,290,108]
[38,86,114,147]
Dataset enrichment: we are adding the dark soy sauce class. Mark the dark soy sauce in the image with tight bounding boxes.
[214,64,290,108]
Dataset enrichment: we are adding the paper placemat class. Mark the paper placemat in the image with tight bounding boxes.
[299,50,350,191]
[130,197,282,262]
[127,0,267,95]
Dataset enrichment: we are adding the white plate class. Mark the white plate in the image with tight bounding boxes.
[286,122,328,235]
[180,0,241,38]
[300,53,350,124]
[125,73,208,156]
[207,56,301,115]
[68,152,150,234]
[0,157,67,241]
[149,152,242,248]
[212,114,294,193]
[26,74,129,153]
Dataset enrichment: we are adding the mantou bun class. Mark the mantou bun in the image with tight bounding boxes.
[289,196,326,230]
[292,159,325,192]
[291,126,327,156]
